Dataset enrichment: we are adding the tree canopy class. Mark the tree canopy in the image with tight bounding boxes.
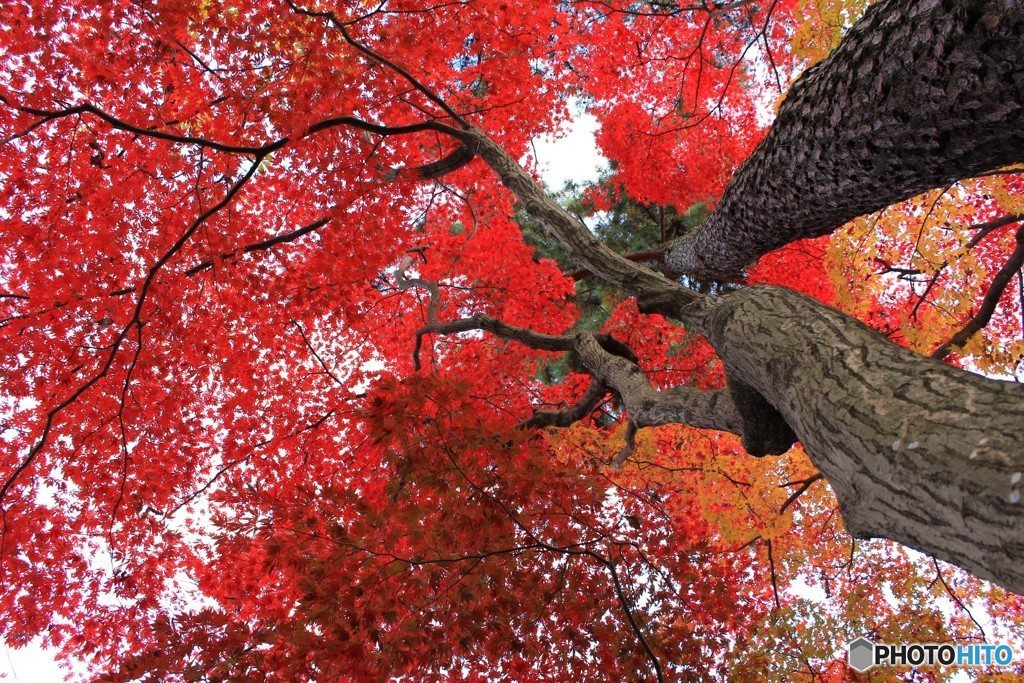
[1,0,1023,680]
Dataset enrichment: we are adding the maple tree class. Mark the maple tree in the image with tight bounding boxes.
[1,0,1024,680]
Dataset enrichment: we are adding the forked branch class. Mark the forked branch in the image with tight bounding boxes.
[516,379,610,430]
[396,269,743,462]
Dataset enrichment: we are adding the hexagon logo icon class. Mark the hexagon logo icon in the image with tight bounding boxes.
[848,637,876,672]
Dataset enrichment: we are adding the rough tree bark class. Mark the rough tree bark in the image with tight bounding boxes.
[696,287,1024,595]
[666,0,1024,277]
[470,120,1024,593]
[463,0,1024,594]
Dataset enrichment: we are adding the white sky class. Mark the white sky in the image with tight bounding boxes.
[1,644,73,681]
[531,108,607,189]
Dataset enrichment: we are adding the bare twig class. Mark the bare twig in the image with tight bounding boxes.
[766,539,781,610]
[168,410,336,515]
[185,216,332,275]
[779,473,824,515]
[930,558,986,640]
[1,98,466,171]
[1,156,265,505]
[286,0,470,128]
[932,224,1024,359]
[291,321,345,386]
[607,545,666,683]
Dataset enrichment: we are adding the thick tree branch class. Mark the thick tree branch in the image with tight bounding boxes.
[965,213,1024,251]
[667,0,1024,276]
[412,312,637,372]
[516,379,610,430]
[384,142,475,181]
[396,257,638,373]
[697,284,1024,594]
[725,372,797,457]
[464,127,706,321]
[613,421,639,470]
[568,247,674,281]
[572,333,743,436]
[304,114,464,142]
[414,310,746,463]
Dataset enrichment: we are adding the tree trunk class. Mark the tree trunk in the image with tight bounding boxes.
[667,0,1024,277]
[697,285,1024,594]
[475,108,1024,592]
[465,0,1024,595]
